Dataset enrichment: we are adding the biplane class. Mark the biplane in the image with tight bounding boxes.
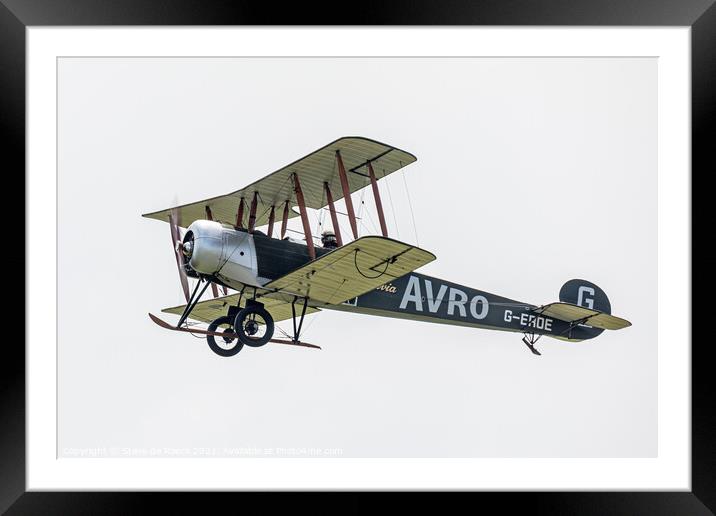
[144,137,631,356]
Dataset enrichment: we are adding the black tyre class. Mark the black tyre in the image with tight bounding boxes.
[233,305,274,347]
[206,316,243,357]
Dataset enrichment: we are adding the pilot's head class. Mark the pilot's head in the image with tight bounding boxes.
[321,230,338,249]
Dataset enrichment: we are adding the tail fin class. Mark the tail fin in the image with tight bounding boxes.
[525,279,629,353]
[559,279,611,314]
[548,279,631,340]
[555,279,611,340]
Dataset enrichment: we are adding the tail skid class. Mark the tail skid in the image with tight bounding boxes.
[522,334,542,356]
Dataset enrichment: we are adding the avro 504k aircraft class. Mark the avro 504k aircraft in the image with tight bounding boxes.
[145,137,631,356]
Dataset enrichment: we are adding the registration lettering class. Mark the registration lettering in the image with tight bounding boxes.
[503,310,553,332]
[399,276,489,320]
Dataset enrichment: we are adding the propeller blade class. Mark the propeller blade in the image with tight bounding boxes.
[169,208,191,302]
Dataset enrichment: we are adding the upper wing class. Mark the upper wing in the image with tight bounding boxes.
[265,236,436,305]
[535,302,632,330]
[142,136,416,228]
[162,293,320,325]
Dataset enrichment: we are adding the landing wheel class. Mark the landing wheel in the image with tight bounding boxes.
[234,305,274,347]
[206,316,244,357]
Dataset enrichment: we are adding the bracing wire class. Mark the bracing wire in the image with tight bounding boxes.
[315,182,326,237]
[356,188,366,238]
[400,163,420,246]
[361,201,380,235]
[334,213,351,243]
[382,168,401,240]
[296,311,321,339]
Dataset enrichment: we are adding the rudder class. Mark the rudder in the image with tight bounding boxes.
[559,279,611,314]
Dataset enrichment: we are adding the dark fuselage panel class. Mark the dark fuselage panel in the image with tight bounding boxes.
[253,233,331,281]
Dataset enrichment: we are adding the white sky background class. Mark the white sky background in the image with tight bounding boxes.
[58,57,656,458]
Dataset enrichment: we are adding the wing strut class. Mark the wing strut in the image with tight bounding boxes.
[267,205,276,238]
[248,191,259,232]
[291,296,310,343]
[292,173,316,259]
[324,182,344,246]
[367,161,388,237]
[280,200,290,239]
[235,197,245,228]
[336,150,359,239]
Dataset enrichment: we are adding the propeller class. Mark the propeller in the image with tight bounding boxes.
[168,207,191,303]
[169,201,225,301]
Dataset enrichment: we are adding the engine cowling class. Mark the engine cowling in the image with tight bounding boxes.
[182,219,260,288]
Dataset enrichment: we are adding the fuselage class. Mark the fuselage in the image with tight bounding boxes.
[329,272,601,341]
[182,219,601,342]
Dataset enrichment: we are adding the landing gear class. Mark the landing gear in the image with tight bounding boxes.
[233,303,274,347]
[200,295,316,357]
[206,315,244,357]
[289,296,309,345]
[522,333,542,356]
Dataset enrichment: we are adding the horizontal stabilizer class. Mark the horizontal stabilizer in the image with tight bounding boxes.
[162,293,320,325]
[266,236,436,305]
[536,302,631,330]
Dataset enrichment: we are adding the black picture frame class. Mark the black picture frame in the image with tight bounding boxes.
[5,1,710,513]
